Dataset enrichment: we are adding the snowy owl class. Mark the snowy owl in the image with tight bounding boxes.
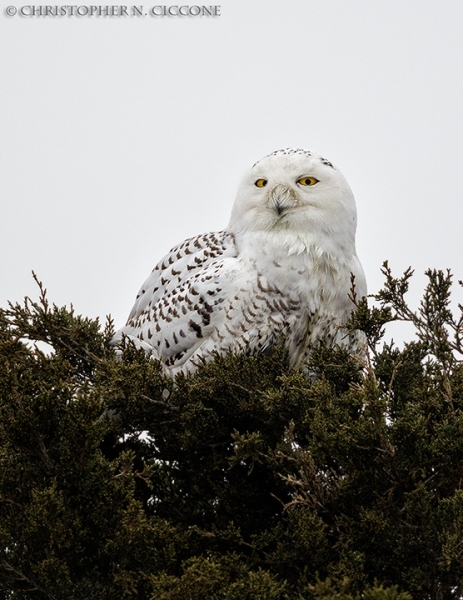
[113,148,367,376]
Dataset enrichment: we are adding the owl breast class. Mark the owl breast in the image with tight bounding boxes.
[186,232,364,374]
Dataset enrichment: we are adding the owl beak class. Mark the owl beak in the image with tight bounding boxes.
[269,184,297,215]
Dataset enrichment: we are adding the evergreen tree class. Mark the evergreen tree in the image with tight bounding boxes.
[0,264,462,599]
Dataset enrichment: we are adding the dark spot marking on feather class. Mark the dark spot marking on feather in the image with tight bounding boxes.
[224,323,233,336]
[276,299,288,312]
[189,319,203,338]
[262,297,275,311]
[259,277,277,294]
[198,297,211,311]
[166,349,185,366]
[235,338,244,351]
[200,310,211,326]
[320,157,335,169]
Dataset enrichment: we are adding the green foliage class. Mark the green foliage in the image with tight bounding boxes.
[1,265,463,598]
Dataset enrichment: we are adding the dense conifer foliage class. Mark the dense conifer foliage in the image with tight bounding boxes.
[1,265,463,599]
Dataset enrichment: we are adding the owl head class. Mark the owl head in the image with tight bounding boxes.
[228,149,358,253]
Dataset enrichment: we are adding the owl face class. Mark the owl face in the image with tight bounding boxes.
[229,149,357,243]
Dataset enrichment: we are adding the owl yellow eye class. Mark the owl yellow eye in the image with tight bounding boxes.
[297,176,319,186]
[255,178,268,188]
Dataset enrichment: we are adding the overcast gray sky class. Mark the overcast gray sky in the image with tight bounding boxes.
[1,0,463,343]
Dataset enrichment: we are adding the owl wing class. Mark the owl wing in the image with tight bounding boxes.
[113,230,239,368]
